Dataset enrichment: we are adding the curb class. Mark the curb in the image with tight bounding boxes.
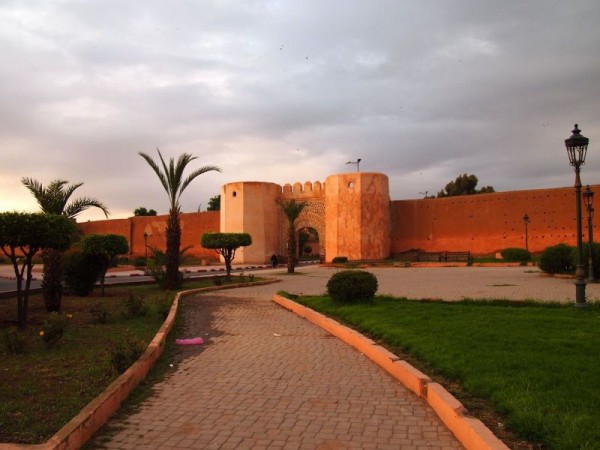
[272,294,509,450]
[0,279,279,450]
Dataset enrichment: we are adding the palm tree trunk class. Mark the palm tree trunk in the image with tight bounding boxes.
[287,226,296,273]
[42,248,63,312]
[165,210,181,290]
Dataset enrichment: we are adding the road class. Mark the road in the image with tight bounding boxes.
[0,263,286,297]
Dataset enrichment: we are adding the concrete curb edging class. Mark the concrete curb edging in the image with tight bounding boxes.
[272,294,509,450]
[0,278,280,450]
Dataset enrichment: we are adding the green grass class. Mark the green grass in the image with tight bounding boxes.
[0,275,258,444]
[295,295,600,450]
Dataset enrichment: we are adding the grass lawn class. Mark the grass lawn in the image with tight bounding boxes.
[0,275,249,444]
[294,295,600,450]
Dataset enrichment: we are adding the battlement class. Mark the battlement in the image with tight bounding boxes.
[281,180,326,198]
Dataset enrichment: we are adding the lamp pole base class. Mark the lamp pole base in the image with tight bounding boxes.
[575,277,587,308]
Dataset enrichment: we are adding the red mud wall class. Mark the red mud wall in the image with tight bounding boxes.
[391,185,599,256]
[77,211,220,260]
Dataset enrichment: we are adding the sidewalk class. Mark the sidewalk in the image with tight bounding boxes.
[89,280,463,449]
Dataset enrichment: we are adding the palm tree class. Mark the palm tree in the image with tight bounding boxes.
[276,198,307,273]
[139,149,220,290]
[21,178,109,312]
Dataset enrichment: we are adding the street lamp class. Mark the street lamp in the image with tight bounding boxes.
[143,231,148,261]
[523,213,530,252]
[583,185,595,283]
[565,124,590,308]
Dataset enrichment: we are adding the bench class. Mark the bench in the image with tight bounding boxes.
[394,251,471,263]
[443,251,471,262]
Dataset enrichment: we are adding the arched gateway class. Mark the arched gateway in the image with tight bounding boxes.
[220,172,391,263]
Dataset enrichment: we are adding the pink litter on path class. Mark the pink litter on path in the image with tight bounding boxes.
[175,337,204,346]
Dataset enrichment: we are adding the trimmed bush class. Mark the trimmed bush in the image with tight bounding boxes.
[326,270,378,303]
[500,247,531,262]
[332,256,348,263]
[539,243,576,274]
[63,249,101,297]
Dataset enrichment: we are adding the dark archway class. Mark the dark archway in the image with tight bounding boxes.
[297,226,320,260]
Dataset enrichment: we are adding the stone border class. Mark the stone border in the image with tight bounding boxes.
[0,279,278,450]
[272,294,509,450]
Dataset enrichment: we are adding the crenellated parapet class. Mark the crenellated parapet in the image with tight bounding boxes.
[281,180,326,199]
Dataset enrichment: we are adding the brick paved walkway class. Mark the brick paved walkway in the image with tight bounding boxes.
[89,290,463,449]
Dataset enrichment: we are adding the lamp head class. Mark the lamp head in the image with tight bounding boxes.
[565,124,589,168]
[583,185,595,209]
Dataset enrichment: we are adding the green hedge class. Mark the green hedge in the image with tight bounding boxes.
[500,247,531,262]
[326,270,378,303]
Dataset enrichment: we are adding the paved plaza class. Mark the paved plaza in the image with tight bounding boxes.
[87,265,590,449]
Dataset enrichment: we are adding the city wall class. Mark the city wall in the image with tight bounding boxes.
[77,211,220,260]
[76,181,599,262]
[391,185,599,255]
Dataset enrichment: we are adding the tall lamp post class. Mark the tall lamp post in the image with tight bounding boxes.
[143,231,148,261]
[583,185,595,283]
[523,213,530,252]
[565,124,590,308]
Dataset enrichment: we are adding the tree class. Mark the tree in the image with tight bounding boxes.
[21,178,109,312]
[201,233,252,278]
[0,213,76,327]
[134,207,157,216]
[276,199,307,273]
[436,173,495,198]
[207,194,221,211]
[80,234,129,296]
[139,148,220,290]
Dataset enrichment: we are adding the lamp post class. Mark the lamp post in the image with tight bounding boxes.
[143,231,148,261]
[565,124,590,308]
[583,185,595,283]
[523,213,530,252]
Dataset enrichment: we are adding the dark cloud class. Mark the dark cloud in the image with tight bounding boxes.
[2,1,600,220]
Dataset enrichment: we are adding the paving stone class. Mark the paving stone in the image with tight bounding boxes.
[88,289,463,449]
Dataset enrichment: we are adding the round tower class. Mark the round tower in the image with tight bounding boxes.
[325,172,390,261]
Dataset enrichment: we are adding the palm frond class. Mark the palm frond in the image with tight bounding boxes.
[276,199,308,223]
[64,197,109,219]
[179,165,221,201]
[139,151,170,201]
[22,177,108,218]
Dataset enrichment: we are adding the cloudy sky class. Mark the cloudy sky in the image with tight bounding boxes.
[2,1,600,221]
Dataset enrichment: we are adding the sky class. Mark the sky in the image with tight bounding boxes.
[2,1,600,222]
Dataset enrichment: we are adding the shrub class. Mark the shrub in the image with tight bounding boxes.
[539,244,576,274]
[133,257,147,268]
[2,328,29,354]
[147,248,183,289]
[110,336,146,374]
[212,276,223,286]
[40,312,69,348]
[90,303,110,324]
[124,292,147,317]
[63,249,101,296]
[153,295,172,319]
[584,242,600,279]
[500,247,531,263]
[332,256,348,263]
[326,270,378,303]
